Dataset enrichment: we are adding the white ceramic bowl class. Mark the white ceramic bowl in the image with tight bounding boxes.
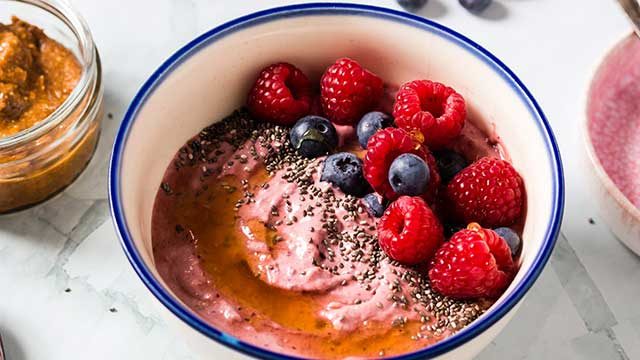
[109,4,564,359]
[583,33,640,254]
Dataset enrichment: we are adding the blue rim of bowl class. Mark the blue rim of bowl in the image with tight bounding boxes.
[109,3,564,359]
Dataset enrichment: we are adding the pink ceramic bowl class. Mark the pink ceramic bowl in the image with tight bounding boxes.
[584,33,640,254]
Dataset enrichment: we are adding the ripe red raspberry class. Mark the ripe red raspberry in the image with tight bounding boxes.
[429,223,515,299]
[446,157,524,227]
[247,63,312,125]
[378,196,443,265]
[320,58,384,125]
[363,128,440,201]
[393,80,466,148]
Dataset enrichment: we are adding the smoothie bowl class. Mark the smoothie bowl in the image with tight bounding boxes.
[109,4,564,359]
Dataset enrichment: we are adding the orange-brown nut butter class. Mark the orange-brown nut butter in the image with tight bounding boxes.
[0,16,102,213]
[0,17,81,135]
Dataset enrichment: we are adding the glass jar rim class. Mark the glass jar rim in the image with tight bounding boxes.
[0,0,98,148]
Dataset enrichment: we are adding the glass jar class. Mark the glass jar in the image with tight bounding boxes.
[0,0,103,213]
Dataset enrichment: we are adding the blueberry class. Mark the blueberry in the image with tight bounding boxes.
[289,116,338,159]
[494,227,521,257]
[363,193,387,218]
[397,0,428,12]
[356,111,392,149]
[459,0,492,13]
[388,153,430,196]
[434,150,468,183]
[321,153,371,197]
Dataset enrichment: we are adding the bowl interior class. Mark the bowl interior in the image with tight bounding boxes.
[586,34,640,217]
[112,5,562,358]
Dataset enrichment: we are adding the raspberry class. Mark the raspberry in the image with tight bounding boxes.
[393,80,466,148]
[428,223,515,299]
[320,58,384,125]
[446,157,524,227]
[378,196,443,265]
[363,128,440,201]
[247,63,312,125]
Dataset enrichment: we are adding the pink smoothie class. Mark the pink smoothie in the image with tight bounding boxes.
[151,110,498,358]
[588,34,640,208]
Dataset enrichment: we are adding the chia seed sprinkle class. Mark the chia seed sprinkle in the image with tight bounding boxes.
[173,107,487,340]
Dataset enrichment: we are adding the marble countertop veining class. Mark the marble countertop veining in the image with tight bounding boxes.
[1,1,638,359]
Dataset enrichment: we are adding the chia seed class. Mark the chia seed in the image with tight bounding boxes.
[160,182,172,194]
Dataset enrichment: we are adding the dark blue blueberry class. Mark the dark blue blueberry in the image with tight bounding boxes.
[321,153,371,197]
[434,150,468,183]
[494,227,521,257]
[356,111,392,149]
[289,116,338,159]
[459,0,492,13]
[397,0,428,12]
[363,193,387,218]
[388,153,430,196]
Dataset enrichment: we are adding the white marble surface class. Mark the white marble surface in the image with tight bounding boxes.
[0,0,637,359]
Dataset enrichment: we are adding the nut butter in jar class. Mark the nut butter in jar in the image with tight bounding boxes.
[1,0,103,213]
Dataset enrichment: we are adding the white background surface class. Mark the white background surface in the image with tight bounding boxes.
[0,0,638,359]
